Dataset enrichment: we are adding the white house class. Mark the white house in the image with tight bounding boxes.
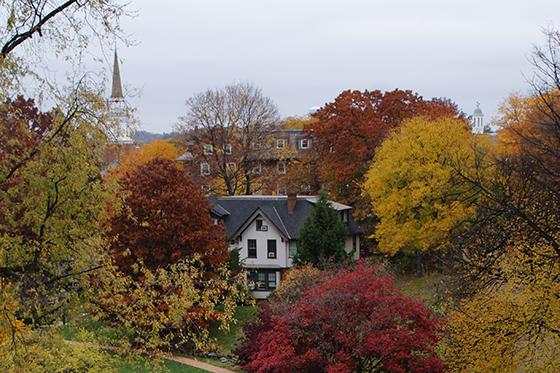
[209,194,362,299]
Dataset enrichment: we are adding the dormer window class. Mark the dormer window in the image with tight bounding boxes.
[300,139,310,149]
[256,218,268,231]
[203,144,213,155]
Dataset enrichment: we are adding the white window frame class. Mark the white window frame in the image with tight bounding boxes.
[203,144,213,155]
[277,161,286,174]
[276,139,286,149]
[300,139,310,149]
[252,163,262,175]
[200,162,211,176]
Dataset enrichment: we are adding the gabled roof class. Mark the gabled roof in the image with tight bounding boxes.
[208,195,361,240]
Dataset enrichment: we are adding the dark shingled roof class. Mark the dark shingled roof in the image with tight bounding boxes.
[209,196,362,240]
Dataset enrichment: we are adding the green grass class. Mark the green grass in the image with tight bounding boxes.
[396,273,443,305]
[119,359,209,373]
[62,306,258,372]
[210,305,258,355]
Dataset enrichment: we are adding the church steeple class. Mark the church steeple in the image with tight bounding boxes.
[111,49,124,99]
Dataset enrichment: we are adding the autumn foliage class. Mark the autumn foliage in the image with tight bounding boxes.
[363,116,488,255]
[109,158,228,272]
[114,139,181,178]
[236,263,444,373]
[305,89,462,214]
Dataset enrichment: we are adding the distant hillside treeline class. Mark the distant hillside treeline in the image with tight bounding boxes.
[133,130,179,145]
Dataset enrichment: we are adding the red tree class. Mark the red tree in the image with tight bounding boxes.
[237,263,444,373]
[0,96,53,184]
[305,89,462,211]
[109,158,228,272]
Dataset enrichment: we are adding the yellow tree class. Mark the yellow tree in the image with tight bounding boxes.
[363,116,490,256]
[115,139,181,177]
[444,240,560,372]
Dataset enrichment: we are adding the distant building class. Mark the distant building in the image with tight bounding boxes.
[177,128,313,195]
[102,50,136,172]
[107,49,134,145]
[471,102,484,134]
[210,195,361,299]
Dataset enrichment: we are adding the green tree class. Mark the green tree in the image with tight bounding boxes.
[0,97,117,371]
[295,193,349,265]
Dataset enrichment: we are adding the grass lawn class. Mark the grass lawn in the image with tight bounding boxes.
[396,272,444,306]
[62,305,257,372]
[119,359,209,373]
[210,305,258,355]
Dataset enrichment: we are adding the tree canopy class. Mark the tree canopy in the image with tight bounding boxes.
[237,263,444,373]
[109,157,228,272]
[364,116,487,255]
[304,89,463,218]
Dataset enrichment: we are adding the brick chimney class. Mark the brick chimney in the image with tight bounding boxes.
[287,193,297,214]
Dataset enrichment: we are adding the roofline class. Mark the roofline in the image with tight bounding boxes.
[230,207,290,240]
[213,195,353,210]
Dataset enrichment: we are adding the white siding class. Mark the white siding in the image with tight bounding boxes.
[345,235,360,260]
[229,214,290,268]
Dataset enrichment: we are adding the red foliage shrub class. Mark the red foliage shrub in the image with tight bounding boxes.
[237,262,444,373]
[109,158,228,272]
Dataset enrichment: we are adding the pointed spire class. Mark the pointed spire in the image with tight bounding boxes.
[111,49,124,99]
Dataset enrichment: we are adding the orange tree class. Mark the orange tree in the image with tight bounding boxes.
[114,139,181,178]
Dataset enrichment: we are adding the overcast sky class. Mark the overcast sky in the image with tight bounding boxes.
[113,0,560,133]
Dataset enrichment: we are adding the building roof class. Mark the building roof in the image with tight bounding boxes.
[209,195,361,240]
[111,49,124,99]
[473,102,483,117]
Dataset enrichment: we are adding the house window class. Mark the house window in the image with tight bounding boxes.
[252,163,261,175]
[200,162,210,176]
[248,239,257,258]
[267,240,277,259]
[276,139,286,149]
[227,162,237,172]
[289,241,297,258]
[300,184,311,193]
[267,272,277,288]
[224,144,232,154]
[277,162,286,174]
[248,270,277,291]
[256,218,268,231]
[213,218,219,225]
[203,144,213,155]
[300,139,310,149]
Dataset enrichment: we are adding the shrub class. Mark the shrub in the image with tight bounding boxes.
[237,262,444,373]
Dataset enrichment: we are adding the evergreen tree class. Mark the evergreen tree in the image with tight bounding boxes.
[295,193,348,265]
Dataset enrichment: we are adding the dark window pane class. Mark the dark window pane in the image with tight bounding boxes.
[267,272,277,288]
[267,240,277,258]
[248,239,257,258]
